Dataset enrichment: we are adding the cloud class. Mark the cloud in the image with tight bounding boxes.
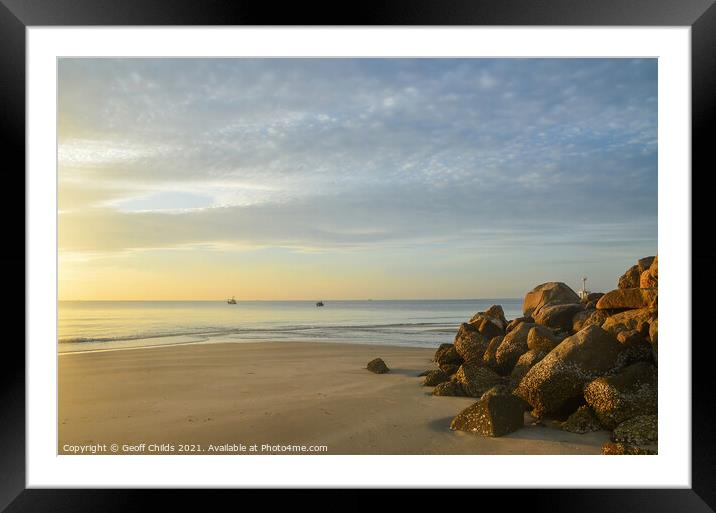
[58,58,657,259]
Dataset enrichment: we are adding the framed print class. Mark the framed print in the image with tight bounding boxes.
[4,0,714,510]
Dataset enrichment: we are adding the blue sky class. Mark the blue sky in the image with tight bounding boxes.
[58,58,657,300]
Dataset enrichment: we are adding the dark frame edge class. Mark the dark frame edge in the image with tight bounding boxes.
[0,0,26,512]
[3,0,714,511]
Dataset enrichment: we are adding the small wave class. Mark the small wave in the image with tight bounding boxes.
[58,321,459,345]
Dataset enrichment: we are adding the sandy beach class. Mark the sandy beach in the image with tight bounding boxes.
[58,341,610,455]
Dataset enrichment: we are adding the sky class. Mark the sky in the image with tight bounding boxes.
[58,58,657,300]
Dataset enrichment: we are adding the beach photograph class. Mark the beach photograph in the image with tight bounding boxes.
[58,58,658,456]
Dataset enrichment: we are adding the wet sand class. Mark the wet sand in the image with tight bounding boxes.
[58,341,610,455]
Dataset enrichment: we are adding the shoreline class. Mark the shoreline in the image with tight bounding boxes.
[59,341,611,455]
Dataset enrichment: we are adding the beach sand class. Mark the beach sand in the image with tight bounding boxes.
[58,341,610,455]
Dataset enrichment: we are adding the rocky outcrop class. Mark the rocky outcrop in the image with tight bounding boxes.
[532,303,584,332]
[432,380,465,397]
[523,282,580,318]
[453,323,490,363]
[612,414,657,444]
[596,288,657,310]
[561,405,603,434]
[601,308,656,338]
[366,358,389,374]
[506,316,534,333]
[572,309,608,332]
[584,362,657,429]
[615,329,654,367]
[423,369,450,386]
[453,362,504,398]
[495,321,535,374]
[450,393,525,437]
[618,265,642,289]
[509,349,547,386]
[482,336,503,369]
[527,325,564,352]
[514,325,624,418]
[439,363,460,376]
[434,343,462,366]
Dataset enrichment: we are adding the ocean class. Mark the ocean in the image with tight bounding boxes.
[58,299,523,354]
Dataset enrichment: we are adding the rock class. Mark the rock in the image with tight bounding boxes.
[450,393,525,437]
[586,292,604,303]
[601,308,656,338]
[584,362,657,429]
[615,330,654,367]
[485,304,508,327]
[506,316,534,333]
[495,321,535,374]
[510,349,547,386]
[482,336,503,369]
[612,415,658,444]
[435,343,462,365]
[618,265,641,289]
[562,405,603,434]
[527,325,563,352]
[434,343,453,362]
[423,369,450,386]
[474,315,505,339]
[637,256,656,272]
[440,363,460,375]
[649,256,658,278]
[572,309,609,332]
[514,325,624,418]
[454,323,490,363]
[480,384,511,399]
[523,282,580,318]
[596,288,658,310]
[417,369,432,377]
[366,358,389,374]
[432,380,465,397]
[532,303,584,331]
[649,318,658,363]
[640,269,658,289]
[602,442,657,455]
[453,362,504,397]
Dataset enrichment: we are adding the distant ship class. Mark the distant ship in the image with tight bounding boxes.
[316,300,324,307]
[227,296,237,305]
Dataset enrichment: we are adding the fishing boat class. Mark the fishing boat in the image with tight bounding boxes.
[316,300,324,307]
[227,296,237,305]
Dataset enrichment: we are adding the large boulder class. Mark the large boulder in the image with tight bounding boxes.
[533,303,584,331]
[495,321,535,374]
[527,325,564,352]
[639,256,658,289]
[615,330,654,367]
[439,363,460,376]
[453,362,504,397]
[506,316,534,333]
[509,349,547,386]
[432,380,465,397]
[637,256,656,272]
[612,414,658,445]
[450,393,525,437]
[434,343,454,362]
[584,362,657,429]
[523,282,580,318]
[596,288,657,310]
[366,358,389,374]
[453,323,490,363]
[514,325,624,418]
[584,292,605,309]
[423,369,450,386]
[561,405,603,434]
[618,265,641,289]
[435,344,462,366]
[485,305,508,327]
[482,336,503,369]
[471,315,505,340]
[601,308,656,338]
[469,305,507,332]
[572,308,609,332]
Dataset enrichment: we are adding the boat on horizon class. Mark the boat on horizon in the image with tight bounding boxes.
[227,296,237,305]
[316,300,324,307]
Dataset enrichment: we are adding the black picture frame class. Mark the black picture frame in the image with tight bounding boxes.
[3,0,712,510]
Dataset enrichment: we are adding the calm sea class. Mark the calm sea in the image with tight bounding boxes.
[58,299,522,353]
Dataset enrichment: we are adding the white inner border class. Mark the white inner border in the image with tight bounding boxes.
[27,27,691,488]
